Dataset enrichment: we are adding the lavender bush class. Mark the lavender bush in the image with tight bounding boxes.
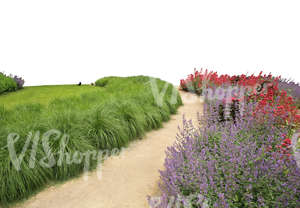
[156,102,300,208]
[13,75,25,89]
[0,72,24,95]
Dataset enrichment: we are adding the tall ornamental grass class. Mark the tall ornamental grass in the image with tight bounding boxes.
[0,76,182,205]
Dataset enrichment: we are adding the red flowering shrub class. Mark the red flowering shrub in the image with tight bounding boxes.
[249,80,299,128]
[180,69,275,93]
[181,69,300,162]
[181,68,300,127]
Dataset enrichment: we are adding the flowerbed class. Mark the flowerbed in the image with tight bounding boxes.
[158,108,300,207]
[155,70,300,207]
[180,69,300,108]
[180,69,300,127]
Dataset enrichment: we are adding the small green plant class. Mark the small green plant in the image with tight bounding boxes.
[0,72,18,94]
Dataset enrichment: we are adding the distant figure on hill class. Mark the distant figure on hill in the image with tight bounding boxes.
[78,82,82,86]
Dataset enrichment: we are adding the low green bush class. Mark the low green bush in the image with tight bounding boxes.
[95,76,113,87]
[0,76,182,205]
[0,72,18,94]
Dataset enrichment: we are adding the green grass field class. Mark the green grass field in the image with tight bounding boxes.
[0,85,102,109]
[0,76,182,205]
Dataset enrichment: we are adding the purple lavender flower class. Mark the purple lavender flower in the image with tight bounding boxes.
[157,101,300,208]
[13,75,25,89]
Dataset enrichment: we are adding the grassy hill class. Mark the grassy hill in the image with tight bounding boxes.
[0,85,102,109]
[0,76,182,205]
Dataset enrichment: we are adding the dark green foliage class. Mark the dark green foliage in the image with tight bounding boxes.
[0,76,182,205]
[0,72,18,94]
[95,76,113,87]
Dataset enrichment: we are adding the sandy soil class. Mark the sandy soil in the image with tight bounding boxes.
[14,91,203,208]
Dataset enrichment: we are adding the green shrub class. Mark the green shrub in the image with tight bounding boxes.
[0,72,17,94]
[95,76,113,87]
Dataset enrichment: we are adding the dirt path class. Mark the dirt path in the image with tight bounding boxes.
[15,92,203,208]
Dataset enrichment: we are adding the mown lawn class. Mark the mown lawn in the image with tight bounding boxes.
[0,85,102,109]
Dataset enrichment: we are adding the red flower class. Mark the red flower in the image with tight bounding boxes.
[283,138,291,145]
[277,105,284,110]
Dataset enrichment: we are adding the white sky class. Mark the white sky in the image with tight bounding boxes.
[0,0,299,86]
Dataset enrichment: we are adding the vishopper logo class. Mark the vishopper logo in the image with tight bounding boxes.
[149,78,179,107]
[148,76,266,109]
[148,193,209,208]
[2,129,124,181]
